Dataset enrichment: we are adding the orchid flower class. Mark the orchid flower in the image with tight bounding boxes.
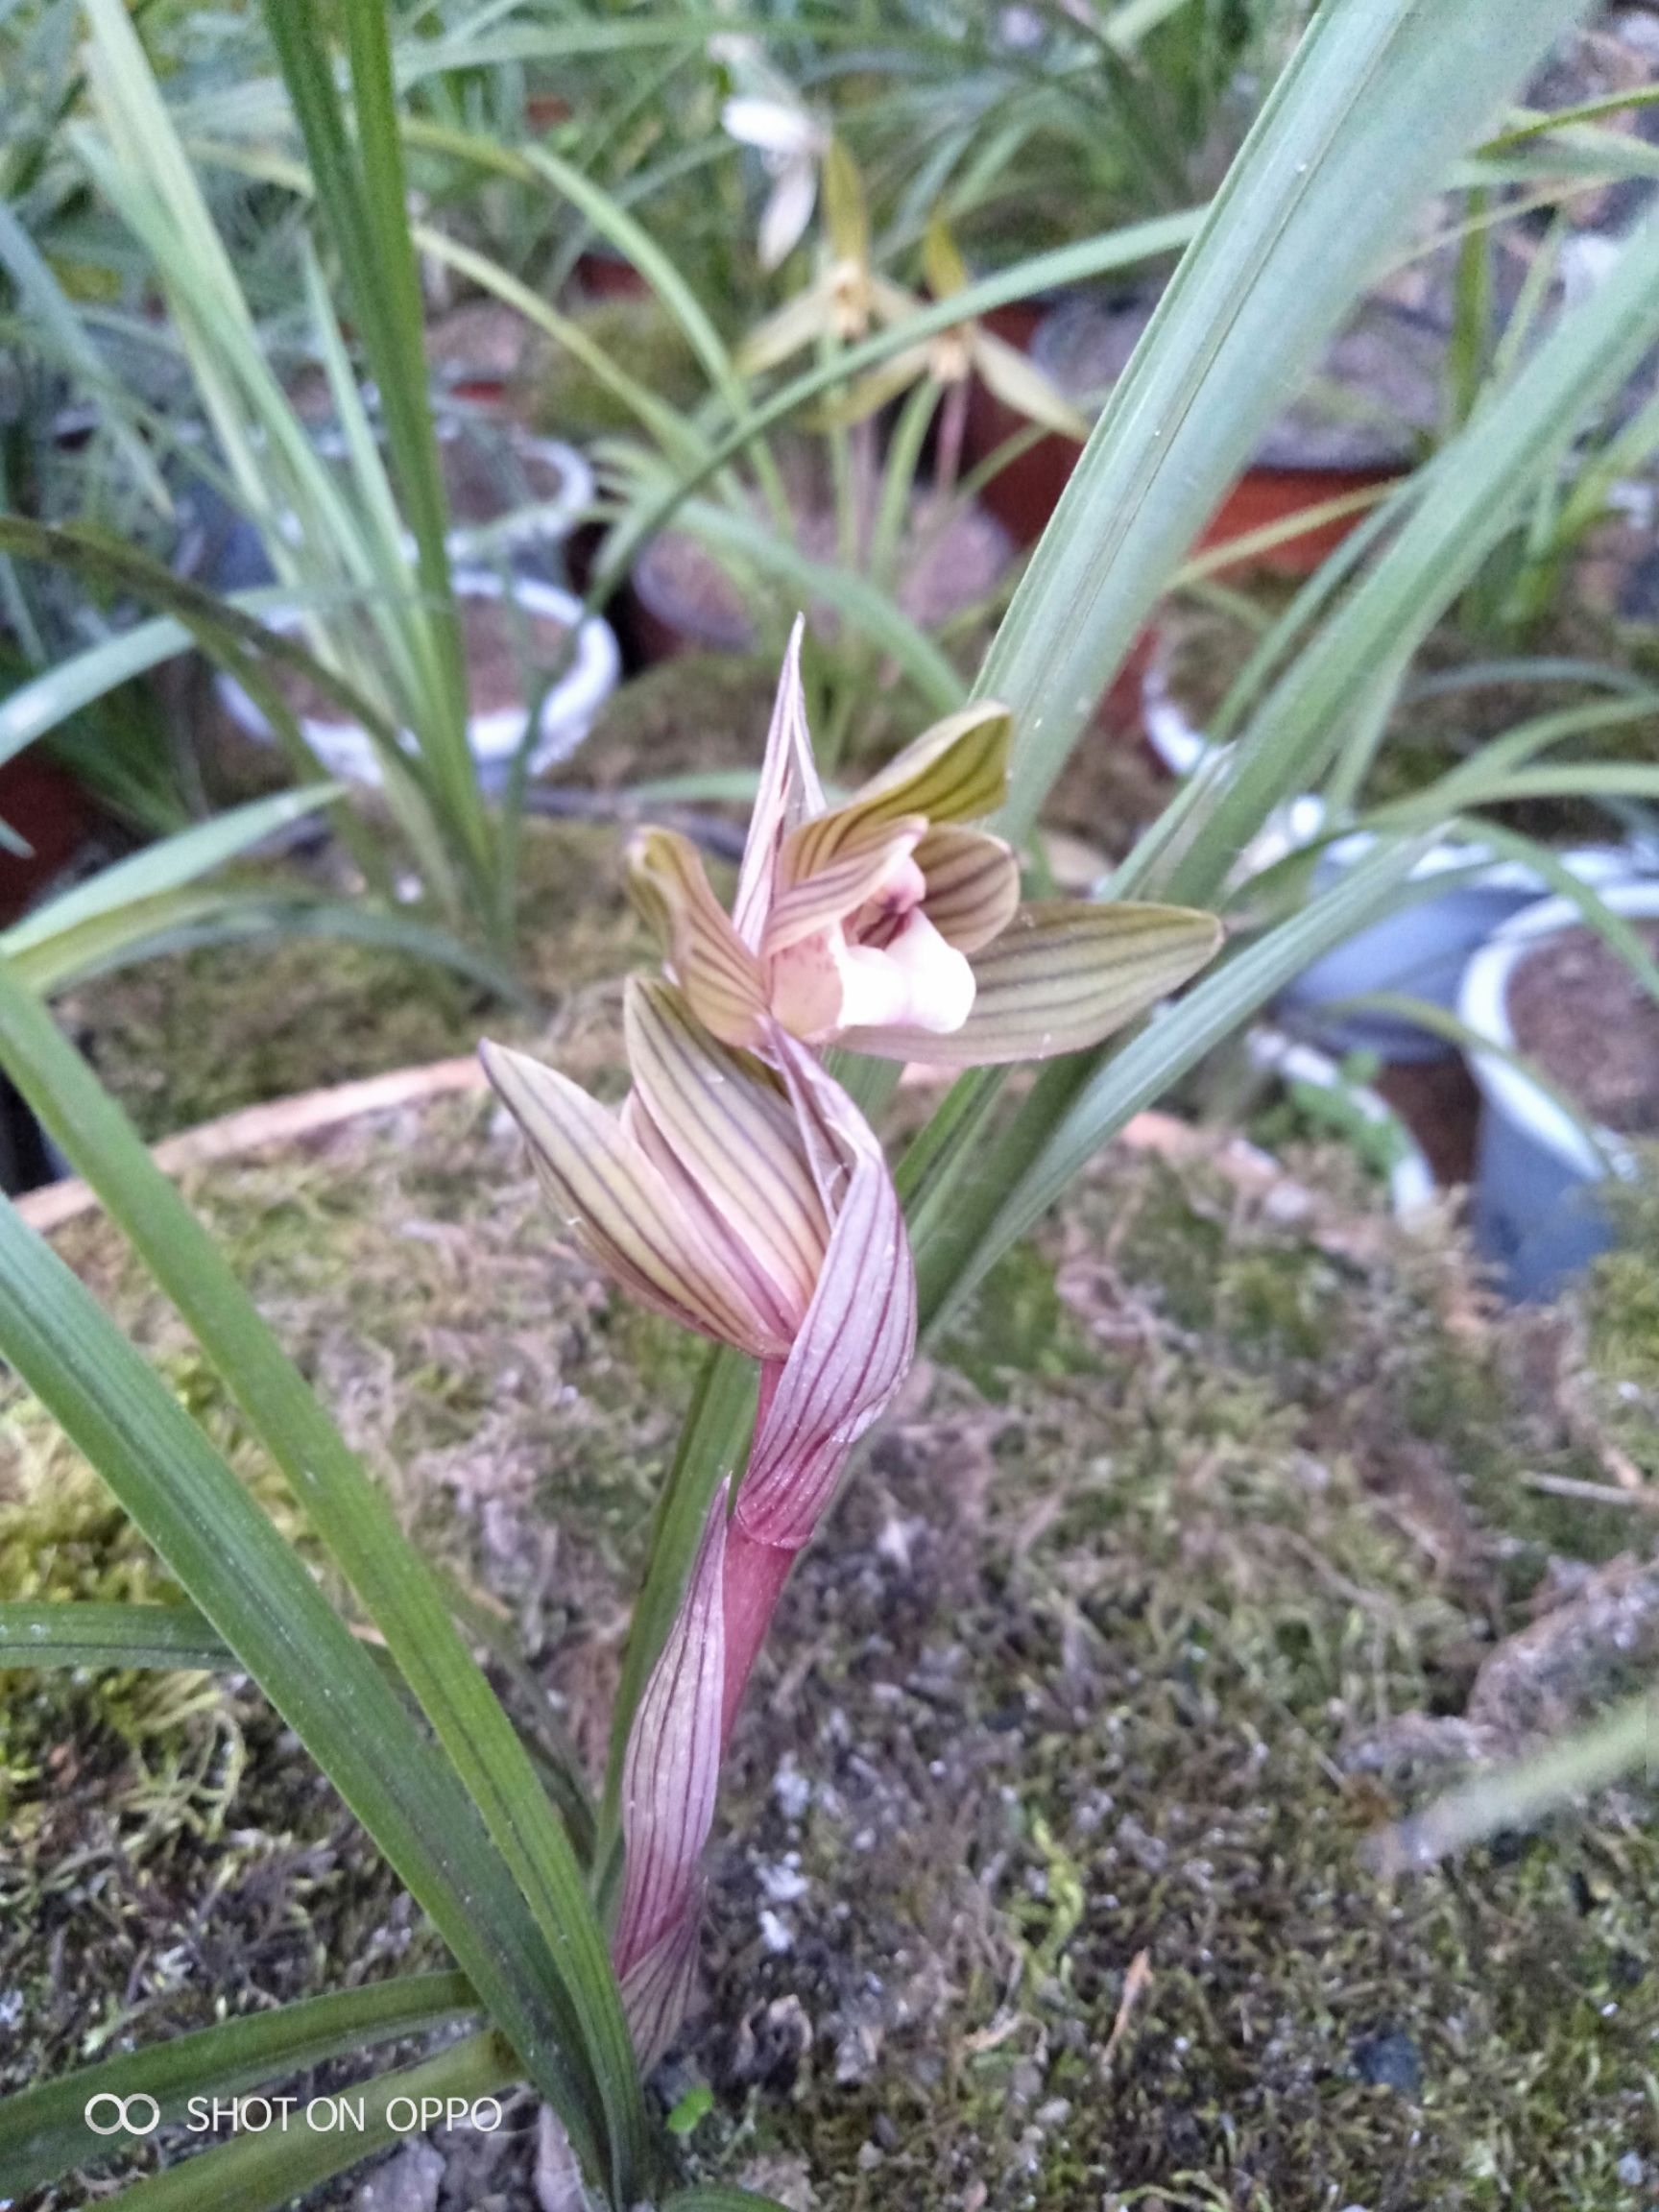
[739,174,1087,448]
[628,620,1223,1069]
[483,623,1219,2062]
[722,90,830,273]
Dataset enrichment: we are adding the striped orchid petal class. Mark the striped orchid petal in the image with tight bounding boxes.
[624,979,829,1333]
[733,1029,917,1556]
[784,701,1012,882]
[614,1490,728,2062]
[763,812,926,954]
[480,1038,790,1358]
[914,825,1022,953]
[626,828,765,1048]
[733,617,824,952]
[839,901,1225,1067]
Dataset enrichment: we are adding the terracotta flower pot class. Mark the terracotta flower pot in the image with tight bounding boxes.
[574,251,651,302]
[964,289,1441,574]
[0,759,95,926]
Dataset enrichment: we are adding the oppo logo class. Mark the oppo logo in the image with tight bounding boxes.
[84,2093,161,2137]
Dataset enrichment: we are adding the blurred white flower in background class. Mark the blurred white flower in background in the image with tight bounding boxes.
[721,66,830,270]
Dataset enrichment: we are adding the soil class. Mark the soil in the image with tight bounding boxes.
[1509,920,1659,1134]
[1150,589,1659,843]
[439,426,574,530]
[6,1047,1659,2210]
[632,492,1014,654]
[268,595,572,728]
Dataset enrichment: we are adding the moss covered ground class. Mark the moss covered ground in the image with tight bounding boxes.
[3,1039,1658,2207]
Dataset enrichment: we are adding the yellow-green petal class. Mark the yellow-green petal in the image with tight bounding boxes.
[915,825,1021,953]
[624,979,829,1329]
[786,702,1012,882]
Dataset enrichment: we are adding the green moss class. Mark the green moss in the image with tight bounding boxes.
[937,1242,1102,1401]
[6,1061,1659,2208]
[529,297,703,442]
[60,820,648,1139]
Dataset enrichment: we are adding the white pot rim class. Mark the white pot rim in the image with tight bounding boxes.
[1248,1025,1435,1220]
[213,570,619,785]
[1457,878,1659,1179]
[1142,644,1642,899]
[309,419,593,549]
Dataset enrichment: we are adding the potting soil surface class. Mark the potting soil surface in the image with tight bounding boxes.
[1509,920,1659,1136]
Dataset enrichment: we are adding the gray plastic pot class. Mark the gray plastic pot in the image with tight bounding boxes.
[1248,1027,1434,1220]
[1142,645,1635,1062]
[1277,839,1634,1064]
[1458,878,1659,1300]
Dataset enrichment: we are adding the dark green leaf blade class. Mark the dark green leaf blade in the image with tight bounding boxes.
[96,2031,516,2212]
[0,969,649,2200]
[0,1190,605,2181]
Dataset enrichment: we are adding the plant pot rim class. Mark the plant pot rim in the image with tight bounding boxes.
[1247,1024,1435,1220]
[309,418,594,550]
[1457,877,1659,1179]
[213,569,620,787]
[1143,641,1640,895]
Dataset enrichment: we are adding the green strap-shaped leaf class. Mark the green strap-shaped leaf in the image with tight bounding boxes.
[1178,206,1659,901]
[261,0,482,868]
[912,837,1432,1331]
[975,0,1593,845]
[0,1598,232,1671]
[94,2031,516,2212]
[662,2193,799,2212]
[0,1973,473,2199]
[0,1192,601,2174]
[0,967,648,2203]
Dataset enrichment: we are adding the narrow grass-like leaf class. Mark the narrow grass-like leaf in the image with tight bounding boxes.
[655,494,965,715]
[0,1191,605,2176]
[0,1973,473,2199]
[0,972,648,2201]
[1172,208,1659,899]
[976,0,1590,845]
[0,788,339,957]
[911,837,1433,1330]
[0,586,309,767]
[1380,1692,1659,1872]
[0,1599,230,1671]
[663,2193,798,2212]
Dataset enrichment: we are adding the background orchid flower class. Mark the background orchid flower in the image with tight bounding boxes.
[737,174,1087,451]
[629,619,1224,1068]
[482,970,914,2062]
[721,84,830,273]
